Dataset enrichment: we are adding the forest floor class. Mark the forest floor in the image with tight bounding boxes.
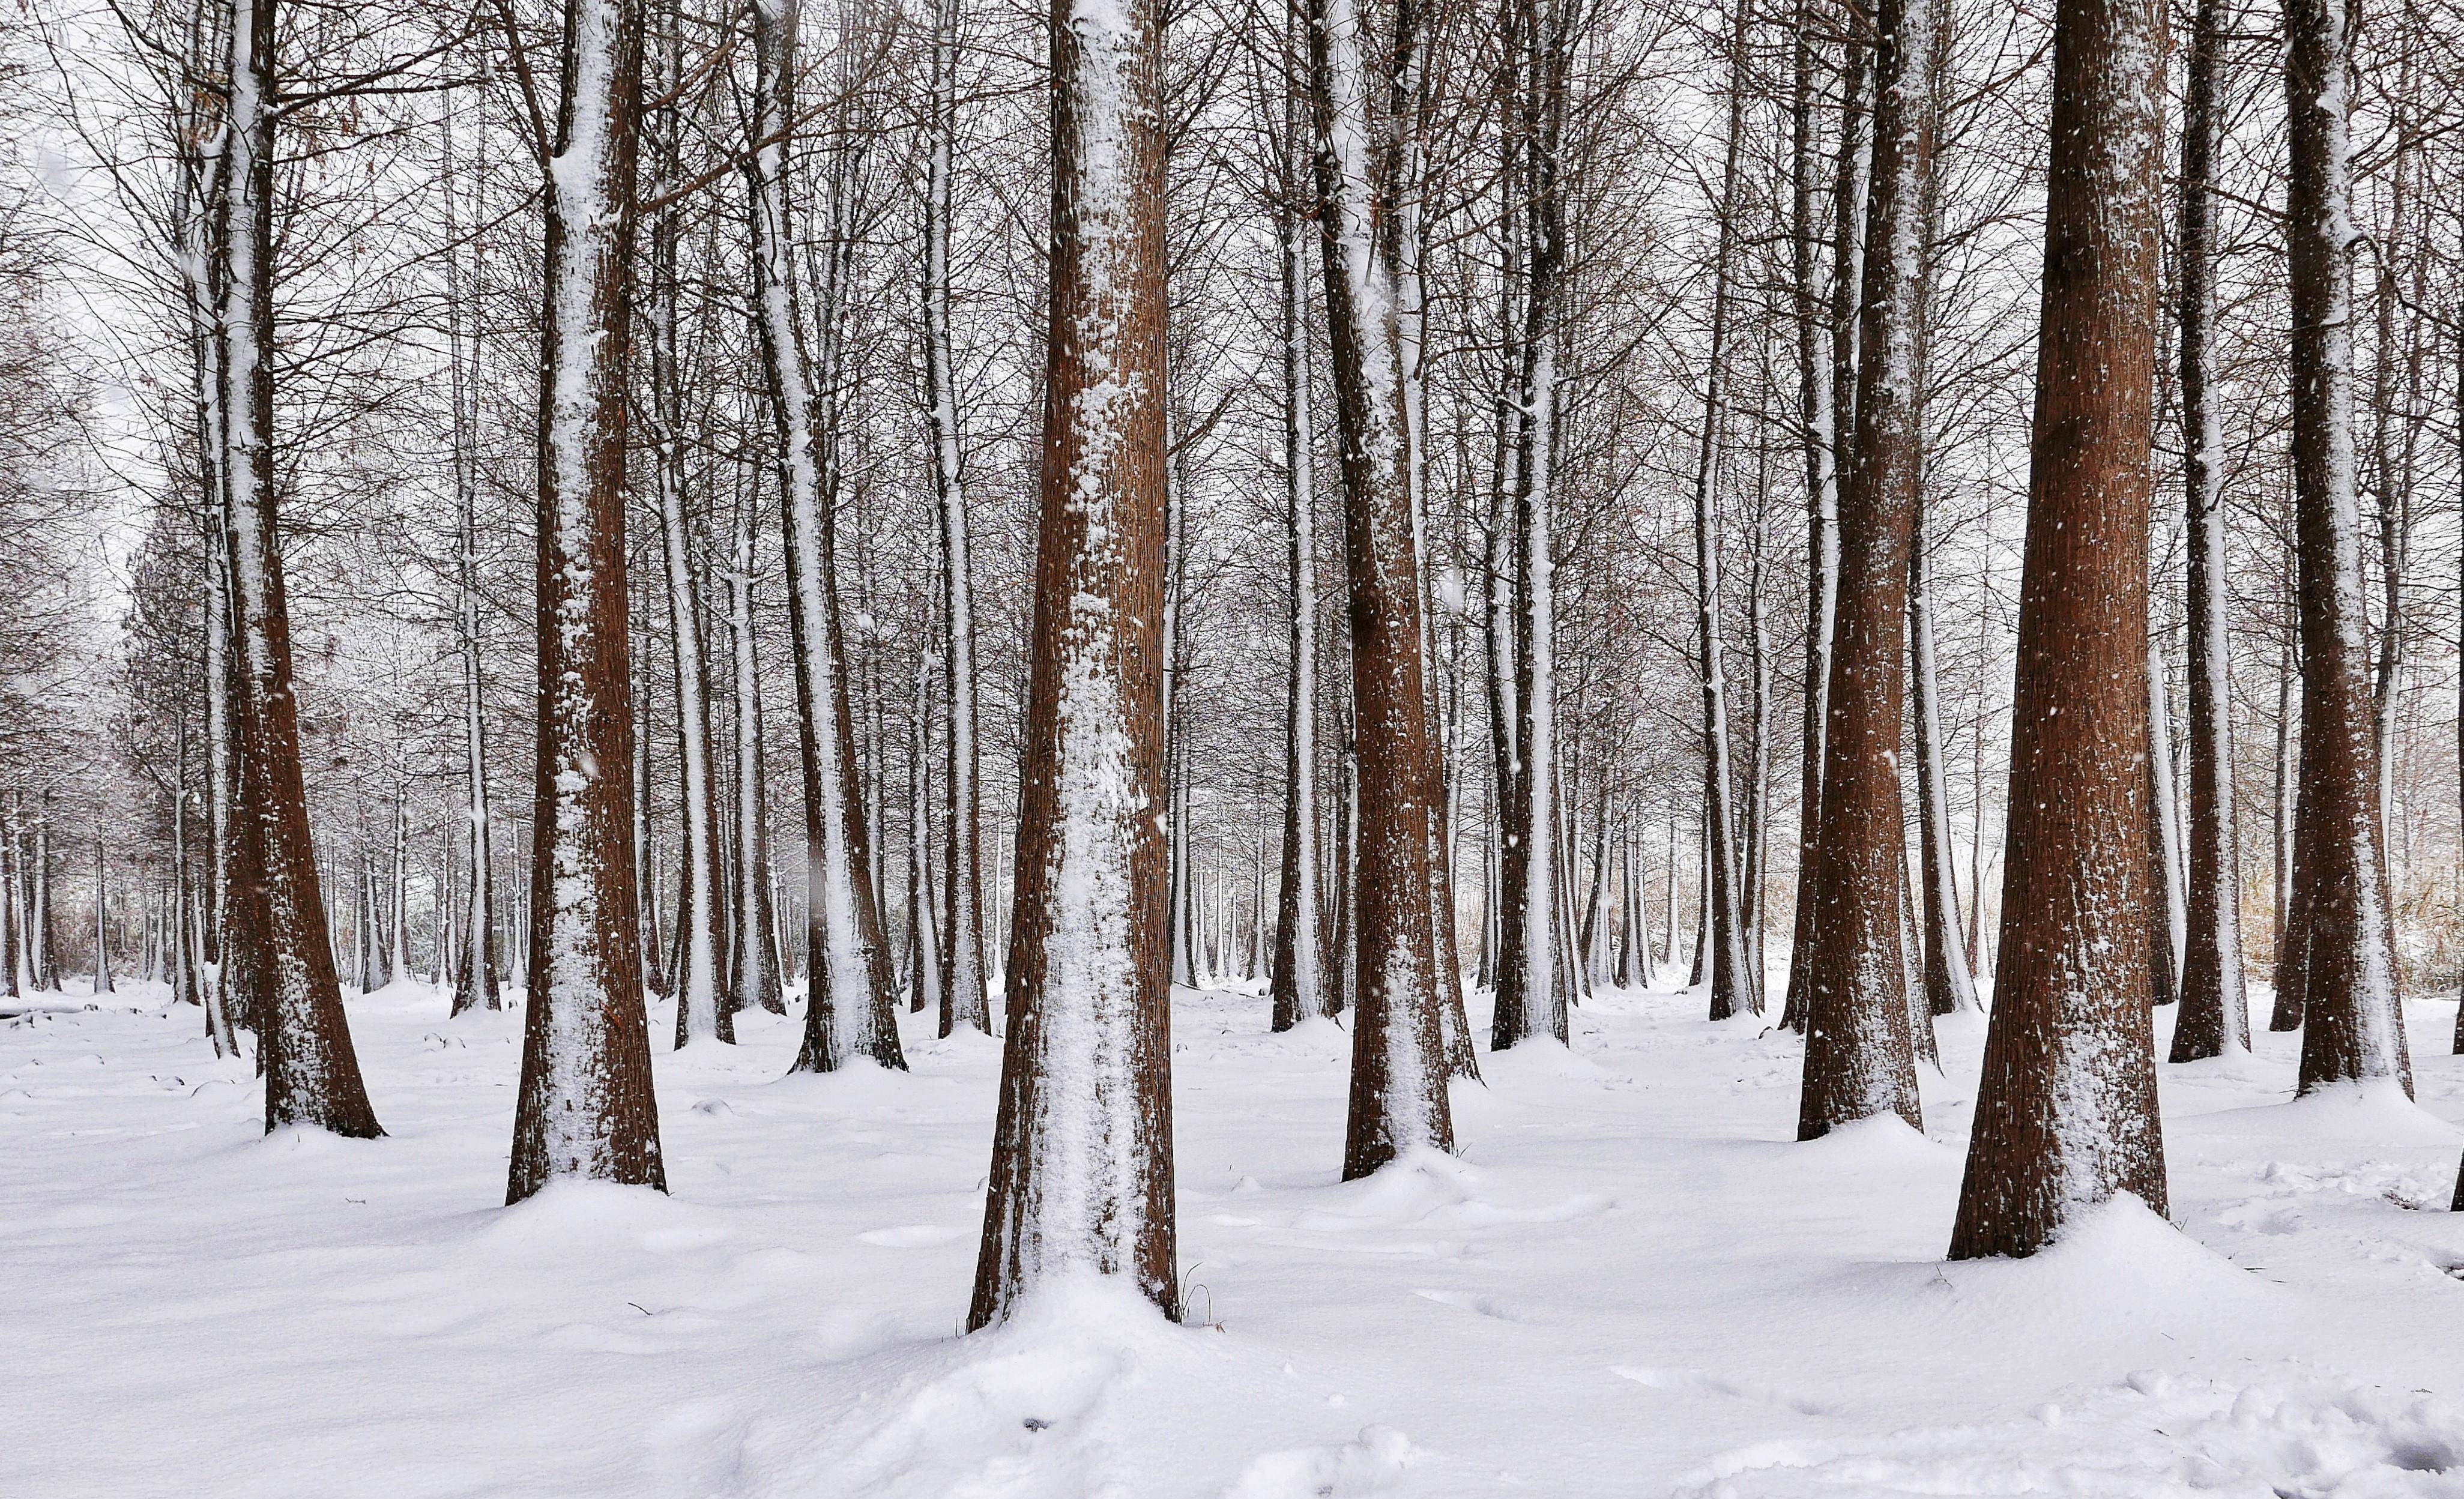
[6,969,2464,1497]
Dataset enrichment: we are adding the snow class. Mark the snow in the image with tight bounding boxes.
[6,976,2460,1494]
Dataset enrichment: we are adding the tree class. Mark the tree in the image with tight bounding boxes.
[2169,0,2247,1061]
[747,0,905,1075]
[1491,0,1577,1049]
[442,109,502,1021]
[215,0,381,1137]
[1784,14,1868,1037]
[1687,0,1757,1025]
[723,484,786,1018]
[1950,0,2168,1257]
[503,0,666,1202]
[1269,39,1325,1034]
[966,0,1176,1329]
[922,0,989,1038]
[1796,0,1933,1141]
[644,16,732,1049]
[1309,0,1455,1174]
[2274,0,2411,1099]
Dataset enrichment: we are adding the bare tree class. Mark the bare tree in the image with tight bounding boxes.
[1951,0,2168,1257]
[2274,0,2412,1098]
[2170,0,2246,1060]
[504,0,666,1201]
[967,0,1176,1327]
[1310,0,1455,1172]
[1797,0,1932,1139]
[216,0,381,1137]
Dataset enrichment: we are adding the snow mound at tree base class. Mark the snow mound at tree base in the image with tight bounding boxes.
[1673,1371,2464,1498]
[727,1270,1392,1499]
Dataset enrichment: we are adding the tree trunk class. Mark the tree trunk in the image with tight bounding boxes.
[2145,638,2184,1007]
[645,92,732,1046]
[1910,509,1976,1015]
[967,0,1176,1327]
[1786,22,1870,1036]
[214,0,379,1136]
[2278,0,2410,1097]
[2170,0,2247,1060]
[1797,0,1931,1140]
[1310,0,1457,1173]
[506,0,664,1200]
[445,115,501,1019]
[725,486,785,1016]
[923,0,988,1039]
[1270,82,1326,1032]
[1949,0,2169,1256]
[1691,0,1754,1024]
[745,0,902,1074]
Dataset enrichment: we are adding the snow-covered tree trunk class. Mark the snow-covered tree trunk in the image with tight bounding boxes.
[1784,26,1869,1037]
[2,813,19,1000]
[505,0,664,1201]
[904,651,944,1018]
[2144,639,2185,1008]
[1162,426,1197,993]
[1270,95,1324,1031]
[724,493,784,1017]
[1690,0,1756,1024]
[922,0,988,1039]
[1491,0,1577,1049]
[92,845,112,994]
[1308,0,1457,1173]
[643,95,732,1046]
[387,786,409,987]
[632,675,665,998]
[1797,0,1931,1139]
[743,0,902,1074]
[213,0,379,1136]
[967,0,1177,1329]
[2278,0,2411,1099]
[444,116,501,1019]
[1909,513,1977,1015]
[1950,0,2169,1257]
[2170,0,2247,1060]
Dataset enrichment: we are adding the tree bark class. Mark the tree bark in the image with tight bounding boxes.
[2279,0,2410,1097]
[506,0,664,1200]
[2169,0,2247,1059]
[1270,80,1326,1032]
[1796,0,1931,1140]
[214,0,380,1136]
[746,0,903,1073]
[645,83,732,1045]
[1910,508,1976,1015]
[1785,22,1870,1036]
[725,484,784,1016]
[923,0,988,1038]
[967,0,1176,1327]
[1950,0,2169,1256]
[1310,0,1456,1171]
[445,111,501,1019]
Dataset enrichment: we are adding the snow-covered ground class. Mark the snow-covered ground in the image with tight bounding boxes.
[6,973,2463,1497]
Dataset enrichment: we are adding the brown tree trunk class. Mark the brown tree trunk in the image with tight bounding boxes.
[2171,0,2248,1057]
[2280,0,2411,1099]
[1311,0,1455,1173]
[1270,59,1326,1033]
[1785,23,1869,1037]
[1796,0,1930,1141]
[216,0,379,1138]
[744,0,903,1073]
[967,0,1176,1329]
[1949,0,2169,1257]
[506,0,664,1201]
